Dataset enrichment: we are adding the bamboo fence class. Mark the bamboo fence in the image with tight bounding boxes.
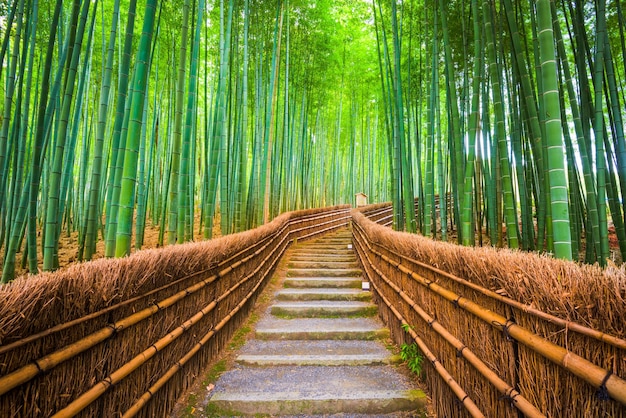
[352,205,626,418]
[0,205,350,417]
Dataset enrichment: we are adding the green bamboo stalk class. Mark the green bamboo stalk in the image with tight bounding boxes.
[593,0,609,265]
[503,0,547,250]
[424,7,437,238]
[536,0,572,260]
[439,0,464,242]
[166,0,190,245]
[0,0,19,82]
[552,0,599,261]
[460,0,482,247]
[0,0,24,222]
[602,28,626,260]
[206,0,234,238]
[179,0,204,242]
[104,0,137,257]
[26,0,63,275]
[234,0,249,233]
[390,0,416,233]
[261,0,284,224]
[42,0,91,271]
[114,0,158,257]
[484,0,518,248]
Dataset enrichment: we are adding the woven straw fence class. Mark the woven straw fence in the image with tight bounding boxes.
[352,205,626,418]
[0,205,350,417]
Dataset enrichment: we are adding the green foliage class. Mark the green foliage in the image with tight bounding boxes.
[3,0,626,282]
[400,342,424,377]
[202,359,227,387]
[400,323,423,377]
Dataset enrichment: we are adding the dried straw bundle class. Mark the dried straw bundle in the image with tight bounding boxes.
[352,207,626,417]
[353,209,625,336]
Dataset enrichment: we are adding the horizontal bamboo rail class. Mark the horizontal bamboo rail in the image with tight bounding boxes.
[353,227,486,418]
[359,201,626,351]
[352,224,544,418]
[352,207,626,417]
[120,227,291,418]
[382,245,626,351]
[0,205,350,417]
[53,226,292,417]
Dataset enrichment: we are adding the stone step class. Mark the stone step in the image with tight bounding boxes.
[255,317,389,340]
[208,366,426,416]
[296,242,353,248]
[271,301,377,318]
[201,228,428,418]
[287,268,362,278]
[289,254,357,262]
[309,239,352,245]
[236,340,400,366]
[276,288,371,302]
[287,260,359,269]
[283,277,362,289]
[290,250,355,258]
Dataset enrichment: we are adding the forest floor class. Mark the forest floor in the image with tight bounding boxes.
[7,216,622,280]
[9,212,222,279]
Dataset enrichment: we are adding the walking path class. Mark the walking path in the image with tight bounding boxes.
[206,228,427,416]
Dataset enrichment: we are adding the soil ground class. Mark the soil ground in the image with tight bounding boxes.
[7,212,221,279]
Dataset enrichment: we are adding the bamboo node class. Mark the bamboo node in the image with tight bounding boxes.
[456,345,467,358]
[493,320,515,342]
[499,389,519,406]
[33,359,44,373]
[452,295,462,308]
[455,394,469,407]
[595,371,612,401]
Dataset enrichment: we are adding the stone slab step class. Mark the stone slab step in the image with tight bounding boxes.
[288,260,359,269]
[236,340,400,366]
[271,301,377,318]
[284,277,362,288]
[309,239,352,245]
[287,268,362,278]
[290,251,355,258]
[293,243,353,249]
[296,243,354,250]
[276,288,371,301]
[208,366,426,416]
[289,254,356,262]
[255,317,389,340]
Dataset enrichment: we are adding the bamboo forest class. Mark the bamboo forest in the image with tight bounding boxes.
[1,0,626,284]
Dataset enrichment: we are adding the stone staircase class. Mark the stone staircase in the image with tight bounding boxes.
[207,228,426,416]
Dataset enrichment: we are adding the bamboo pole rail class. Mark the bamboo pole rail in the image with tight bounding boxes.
[352,223,545,417]
[381,244,626,351]
[121,227,291,418]
[351,207,626,415]
[53,227,291,417]
[0,205,350,417]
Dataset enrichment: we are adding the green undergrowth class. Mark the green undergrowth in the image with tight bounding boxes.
[400,324,424,378]
[203,404,272,418]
